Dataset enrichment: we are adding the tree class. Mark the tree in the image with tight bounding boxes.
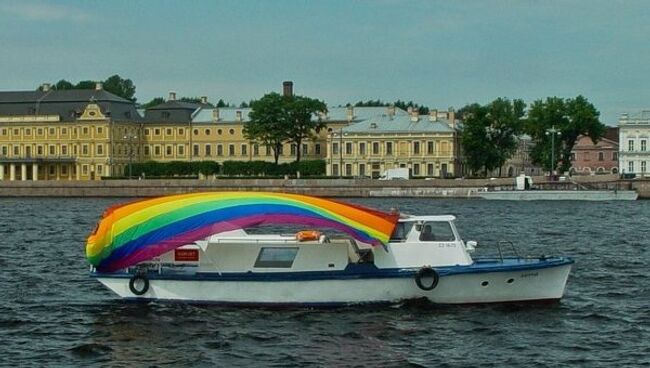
[103,74,136,101]
[216,99,229,108]
[75,80,96,89]
[526,96,605,173]
[460,98,526,176]
[141,97,165,109]
[245,93,289,164]
[54,79,74,90]
[285,95,327,162]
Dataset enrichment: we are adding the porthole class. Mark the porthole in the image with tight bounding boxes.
[481,281,489,287]
[507,278,514,284]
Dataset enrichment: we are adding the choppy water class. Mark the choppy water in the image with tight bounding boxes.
[0,197,648,367]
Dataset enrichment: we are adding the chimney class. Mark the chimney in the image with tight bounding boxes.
[168,91,177,101]
[201,96,208,104]
[409,107,419,122]
[41,83,51,92]
[236,110,243,122]
[346,106,354,122]
[212,108,220,122]
[95,82,103,91]
[283,81,293,97]
[387,104,396,119]
[429,109,438,122]
[447,108,455,123]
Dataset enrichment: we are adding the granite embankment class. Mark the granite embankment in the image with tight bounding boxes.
[0,174,648,198]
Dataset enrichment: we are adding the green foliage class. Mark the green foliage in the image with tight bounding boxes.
[140,97,165,109]
[285,95,327,162]
[221,160,326,176]
[130,161,220,177]
[526,96,605,173]
[460,98,526,176]
[103,74,136,101]
[75,80,96,89]
[216,99,229,108]
[353,99,429,114]
[179,97,214,107]
[245,93,288,164]
[54,80,74,90]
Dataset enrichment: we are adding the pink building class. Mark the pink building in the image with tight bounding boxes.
[570,127,619,175]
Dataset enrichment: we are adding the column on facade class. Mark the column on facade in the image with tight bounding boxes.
[21,164,27,181]
[0,164,4,180]
[68,165,73,180]
[32,164,38,181]
[76,164,81,180]
[9,164,16,181]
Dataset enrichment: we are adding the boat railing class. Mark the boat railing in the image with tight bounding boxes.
[495,240,519,261]
[474,240,520,262]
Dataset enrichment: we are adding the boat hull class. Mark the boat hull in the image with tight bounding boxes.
[478,190,637,201]
[93,258,573,306]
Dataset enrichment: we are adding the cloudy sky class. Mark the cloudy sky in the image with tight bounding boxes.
[1,0,648,124]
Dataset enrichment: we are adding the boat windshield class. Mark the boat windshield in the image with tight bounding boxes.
[390,222,414,242]
[418,221,456,242]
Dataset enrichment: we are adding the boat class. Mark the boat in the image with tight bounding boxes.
[86,192,574,306]
[477,174,638,201]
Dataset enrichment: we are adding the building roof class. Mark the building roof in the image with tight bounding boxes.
[604,127,619,142]
[0,89,141,122]
[143,100,209,123]
[342,114,455,134]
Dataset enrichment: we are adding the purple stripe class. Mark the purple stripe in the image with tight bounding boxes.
[101,214,379,272]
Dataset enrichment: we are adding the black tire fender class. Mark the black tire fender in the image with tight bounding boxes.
[415,267,439,291]
[128,274,150,296]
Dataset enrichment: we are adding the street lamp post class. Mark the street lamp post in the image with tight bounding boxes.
[545,126,561,176]
[123,134,138,179]
[339,128,343,177]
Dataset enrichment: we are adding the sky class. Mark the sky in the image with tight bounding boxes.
[1,0,649,124]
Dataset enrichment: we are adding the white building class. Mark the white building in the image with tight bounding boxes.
[619,111,650,176]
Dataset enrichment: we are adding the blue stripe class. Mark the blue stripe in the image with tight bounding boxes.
[101,203,376,268]
[92,257,574,282]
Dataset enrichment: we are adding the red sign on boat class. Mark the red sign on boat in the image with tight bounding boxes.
[174,249,199,262]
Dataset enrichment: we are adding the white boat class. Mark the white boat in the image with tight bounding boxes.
[477,174,638,201]
[90,210,574,306]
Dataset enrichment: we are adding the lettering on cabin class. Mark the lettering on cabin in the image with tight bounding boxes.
[520,272,539,278]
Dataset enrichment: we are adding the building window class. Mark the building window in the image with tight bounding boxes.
[642,161,647,173]
[332,164,339,176]
[48,145,55,155]
[144,146,150,156]
[97,127,103,135]
[82,145,88,155]
[61,145,68,155]
[61,128,67,135]
[145,129,150,136]
[598,152,604,161]
[345,142,353,155]
[154,128,161,136]
[49,127,55,136]
[61,165,68,176]
[241,144,247,156]
[154,146,161,156]
[193,144,200,156]
[315,144,321,155]
[217,144,223,156]
[205,144,211,156]
[82,165,88,175]
[1,146,6,156]
[166,145,173,156]
[193,129,199,136]
[178,128,184,136]
[629,161,634,173]
[49,165,55,176]
[25,128,31,136]
[629,140,634,151]
[229,144,235,156]
[13,146,19,156]
[302,144,308,156]
[166,128,172,136]
[291,144,297,155]
[359,143,366,155]
[570,153,576,161]
[1,129,6,136]
[642,140,647,152]
[82,127,89,135]
[37,128,43,136]
[217,129,222,135]
[427,164,434,176]
[345,164,352,176]
[253,144,259,156]
[359,164,366,177]
[97,165,103,176]
[178,145,185,156]
[613,152,618,161]
[205,129,211,136]
[97,144,103,155]
[372,142,379,155]
[265,146,271,156]
[13,128,19,136]
[413,142,421,155]
[229,129,235,135]
[413,164,420,176]
[332,142,339,155]
[427,141,434,155]
[386,142,393,155]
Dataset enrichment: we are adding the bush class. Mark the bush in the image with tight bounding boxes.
[221,160,326,177]
[131,161,220,177]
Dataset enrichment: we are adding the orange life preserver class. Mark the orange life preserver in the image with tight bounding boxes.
[296,230,322,242]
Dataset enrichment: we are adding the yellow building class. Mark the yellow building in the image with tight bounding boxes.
[0,83,141,180]
[326,107,458,178]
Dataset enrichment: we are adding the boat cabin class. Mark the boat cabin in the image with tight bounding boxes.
[150,215,474,273]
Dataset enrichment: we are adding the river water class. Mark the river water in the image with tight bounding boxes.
[0,197,648,367]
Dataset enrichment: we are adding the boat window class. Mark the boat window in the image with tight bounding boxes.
[419,222,456,242]
[390,222,414,242]
[254,247,299,268]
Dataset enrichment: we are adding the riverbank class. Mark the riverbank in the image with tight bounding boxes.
[1,175,648,198]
